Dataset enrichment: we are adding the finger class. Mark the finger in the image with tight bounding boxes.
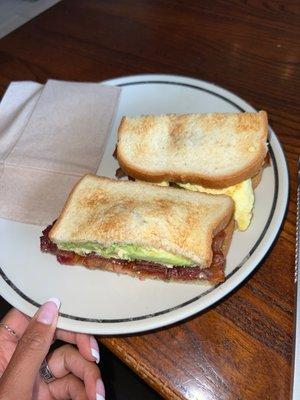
[0,308,29,341]
[32,375,55,400]
[48,375,88,400]
[47,344,101,400]
[56,330,100,363]
[0,310,30,376]
[0,298,60,397]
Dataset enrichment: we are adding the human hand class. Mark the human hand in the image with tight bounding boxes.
[0,300,105,399]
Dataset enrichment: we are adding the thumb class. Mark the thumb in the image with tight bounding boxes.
[0,298,60,399]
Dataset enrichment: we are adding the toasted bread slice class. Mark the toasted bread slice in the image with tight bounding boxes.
[117,111,268,188]
[50,174,234,268]
[251,168,263,189]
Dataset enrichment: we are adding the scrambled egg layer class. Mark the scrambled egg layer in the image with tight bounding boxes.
[137,180,169,187]
[177,179,254,231]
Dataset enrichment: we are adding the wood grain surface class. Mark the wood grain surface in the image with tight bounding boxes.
[0,1,299,399]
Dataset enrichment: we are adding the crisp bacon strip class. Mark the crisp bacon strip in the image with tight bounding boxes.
[115,167,135,181]
[41,224,226,283]
[114,146,135,180]
[115,167,127,179]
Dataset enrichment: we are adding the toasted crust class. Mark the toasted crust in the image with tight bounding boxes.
[222,218,235,256]
[251,168,263,189]
[50,174,234,268]
[117,111,268,188]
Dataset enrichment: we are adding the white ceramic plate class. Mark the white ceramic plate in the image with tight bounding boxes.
[0,74,289,334]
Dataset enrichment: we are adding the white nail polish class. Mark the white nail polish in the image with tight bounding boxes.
[91,348,100,364]
[47,297,61,309]
[96,378,105,399]
[90,336,100,363]
[36,298,60,325]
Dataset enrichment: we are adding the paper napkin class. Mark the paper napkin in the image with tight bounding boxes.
[0,79,121,225]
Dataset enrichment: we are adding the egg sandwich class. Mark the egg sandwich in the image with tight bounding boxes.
[41,174,234,283]
[116,111,269,230]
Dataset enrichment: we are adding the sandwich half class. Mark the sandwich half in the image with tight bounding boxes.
[116,111,269,231]
[41,174,234,283]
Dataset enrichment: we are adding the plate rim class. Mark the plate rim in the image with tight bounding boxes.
[0,73,289,334]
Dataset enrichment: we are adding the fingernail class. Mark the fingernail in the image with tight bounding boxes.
[90,336,100,363]
[36,298,60,325]
[96,378,105,400]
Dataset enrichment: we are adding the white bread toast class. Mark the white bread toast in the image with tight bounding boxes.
[117,111,268,188]
[49,174,234,268]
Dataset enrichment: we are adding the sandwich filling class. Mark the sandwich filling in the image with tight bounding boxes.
[57,242,193,267]
[177,179,254,231]
[41,223,227,283]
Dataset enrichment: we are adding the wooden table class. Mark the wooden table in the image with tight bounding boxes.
[0,1,299,399]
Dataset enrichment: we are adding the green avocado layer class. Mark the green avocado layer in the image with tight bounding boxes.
[57,242,193,267]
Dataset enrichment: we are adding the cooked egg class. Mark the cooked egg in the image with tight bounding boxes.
[156,181,169,187]
[138,180,169,187]
[177,179,254,231]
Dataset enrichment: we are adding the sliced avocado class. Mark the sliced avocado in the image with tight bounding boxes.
[58,242,193,266]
